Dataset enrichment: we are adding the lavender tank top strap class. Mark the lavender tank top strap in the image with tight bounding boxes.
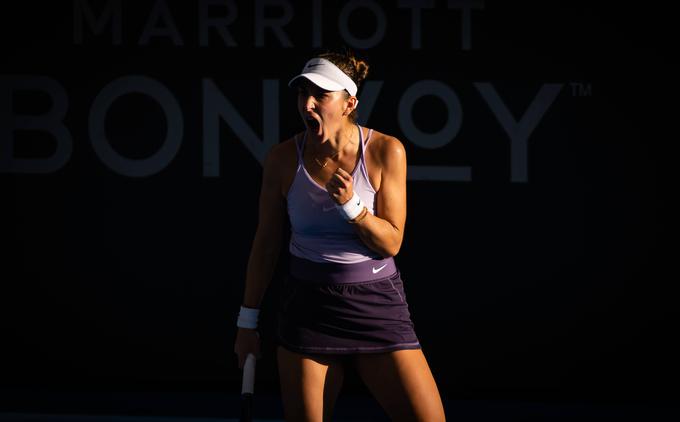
[360,128,373,185]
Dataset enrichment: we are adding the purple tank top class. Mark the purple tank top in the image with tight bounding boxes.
[287,124,381,264]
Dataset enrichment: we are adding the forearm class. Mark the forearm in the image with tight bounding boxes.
[242,235,281,309]
[351,211,402,258]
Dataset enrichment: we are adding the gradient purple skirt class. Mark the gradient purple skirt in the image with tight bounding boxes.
[276,257,421,355]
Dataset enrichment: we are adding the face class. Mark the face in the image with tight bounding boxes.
[295,78,355,140]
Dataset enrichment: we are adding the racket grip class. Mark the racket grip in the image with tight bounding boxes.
[240,353,256,422]
[241,352,256,394]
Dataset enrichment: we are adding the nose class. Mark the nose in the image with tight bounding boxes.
[303,95,316,112]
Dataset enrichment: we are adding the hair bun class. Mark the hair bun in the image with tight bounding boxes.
[317,46,369,89]
[350,56,369,85]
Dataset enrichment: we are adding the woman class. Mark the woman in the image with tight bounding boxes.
[234,48,446,422]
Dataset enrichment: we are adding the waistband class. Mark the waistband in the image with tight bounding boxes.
[289,254,398,284]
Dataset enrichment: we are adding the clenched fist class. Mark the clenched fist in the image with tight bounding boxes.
[326,166,354,205]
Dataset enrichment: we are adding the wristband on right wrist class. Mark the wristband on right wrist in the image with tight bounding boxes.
[237,305,260,329]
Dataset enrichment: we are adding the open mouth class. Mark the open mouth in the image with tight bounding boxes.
[305,116,321,134]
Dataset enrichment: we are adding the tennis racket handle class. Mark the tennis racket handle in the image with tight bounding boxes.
[241,352,256,394]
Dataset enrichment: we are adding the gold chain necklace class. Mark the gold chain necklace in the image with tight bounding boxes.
[314,150,341,168]
[313,130,354,168]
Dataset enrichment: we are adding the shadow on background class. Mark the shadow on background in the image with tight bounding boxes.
[1,0,677,420]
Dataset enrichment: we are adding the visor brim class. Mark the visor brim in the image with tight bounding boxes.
[288,73,346,92]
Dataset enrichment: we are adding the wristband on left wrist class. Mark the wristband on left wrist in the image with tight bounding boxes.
[336,191,365,220]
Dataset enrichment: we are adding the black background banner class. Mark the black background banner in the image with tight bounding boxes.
[1,0,675,403]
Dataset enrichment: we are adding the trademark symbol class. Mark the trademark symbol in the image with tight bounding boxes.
[570,82,592,97]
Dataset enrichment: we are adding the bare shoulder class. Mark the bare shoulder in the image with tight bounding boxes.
[265,132,301,196]
[365,128,406,167]
[264,132,300,173]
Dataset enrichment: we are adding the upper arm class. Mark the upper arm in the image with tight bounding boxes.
[375,136,407,236]
[254,144,287,248]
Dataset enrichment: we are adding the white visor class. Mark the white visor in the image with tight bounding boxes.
[288,58,358,97]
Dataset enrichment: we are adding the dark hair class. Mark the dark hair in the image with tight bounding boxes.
[316,46,369,123]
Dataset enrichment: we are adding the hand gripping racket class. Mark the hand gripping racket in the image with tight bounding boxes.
[240,352,256,422]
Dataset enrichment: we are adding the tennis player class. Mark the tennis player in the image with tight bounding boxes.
[235,47,446,422]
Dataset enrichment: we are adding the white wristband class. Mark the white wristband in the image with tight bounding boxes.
[336,191,365,221]
[237,305,260,329]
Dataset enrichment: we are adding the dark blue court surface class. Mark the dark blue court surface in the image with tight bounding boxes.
[1,392,679,421]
